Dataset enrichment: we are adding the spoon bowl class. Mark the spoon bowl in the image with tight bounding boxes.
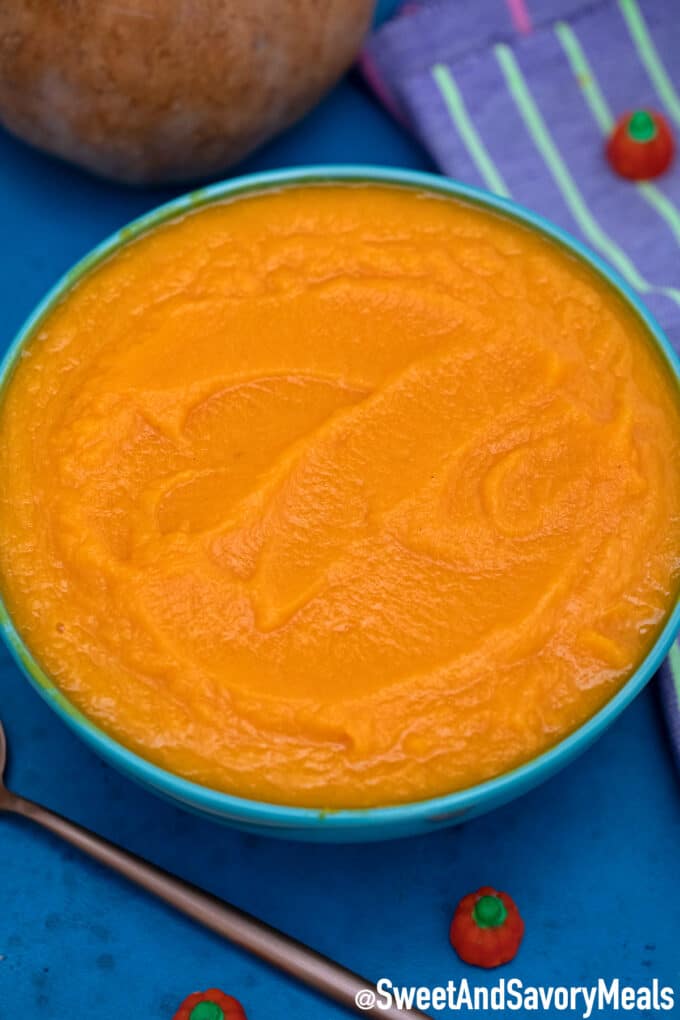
[0,719,11,808]
[0,718,6,777]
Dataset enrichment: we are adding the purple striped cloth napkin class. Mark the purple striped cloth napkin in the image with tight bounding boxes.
[361,0,680,768]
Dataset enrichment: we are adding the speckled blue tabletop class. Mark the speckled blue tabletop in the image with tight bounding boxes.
[1,3,679,1017]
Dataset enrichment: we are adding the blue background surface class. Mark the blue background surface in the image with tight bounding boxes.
[1,2,679,1015]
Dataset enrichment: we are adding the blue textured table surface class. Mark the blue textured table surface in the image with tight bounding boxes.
[1,4,679,1016]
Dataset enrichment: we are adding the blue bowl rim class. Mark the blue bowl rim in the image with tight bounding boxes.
[1,163,680,833]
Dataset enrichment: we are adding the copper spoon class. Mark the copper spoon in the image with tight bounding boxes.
[0,719,429,1018]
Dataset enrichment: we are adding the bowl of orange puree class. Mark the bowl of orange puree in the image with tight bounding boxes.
[1,167,680,841]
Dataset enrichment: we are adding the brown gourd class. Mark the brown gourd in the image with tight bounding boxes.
[0,0,374,184]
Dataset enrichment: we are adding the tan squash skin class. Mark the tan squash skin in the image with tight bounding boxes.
[0,0,374,184]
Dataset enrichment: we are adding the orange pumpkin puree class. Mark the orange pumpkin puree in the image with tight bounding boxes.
[1,184,680,808]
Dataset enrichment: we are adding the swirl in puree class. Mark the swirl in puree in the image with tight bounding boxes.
[1,184,679,807]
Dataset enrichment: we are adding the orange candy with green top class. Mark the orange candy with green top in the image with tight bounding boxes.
[450,886,525,968]
[606,109,674,180]
[173,988,247,1020]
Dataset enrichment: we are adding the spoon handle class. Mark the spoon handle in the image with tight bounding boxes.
[6,792,429,1020]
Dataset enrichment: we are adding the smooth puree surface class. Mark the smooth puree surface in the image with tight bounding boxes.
[1,184,680,808]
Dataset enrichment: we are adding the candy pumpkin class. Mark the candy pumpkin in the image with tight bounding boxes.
[450,886,525,969]
[173,988,247,1020]
[606,109,674,180]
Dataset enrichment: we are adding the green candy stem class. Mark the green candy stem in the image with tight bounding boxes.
[627,110,657,143]
[473,894,508,929]
[189,1002,225,1020]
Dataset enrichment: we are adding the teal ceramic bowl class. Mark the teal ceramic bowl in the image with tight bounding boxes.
[2,166,680,842]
